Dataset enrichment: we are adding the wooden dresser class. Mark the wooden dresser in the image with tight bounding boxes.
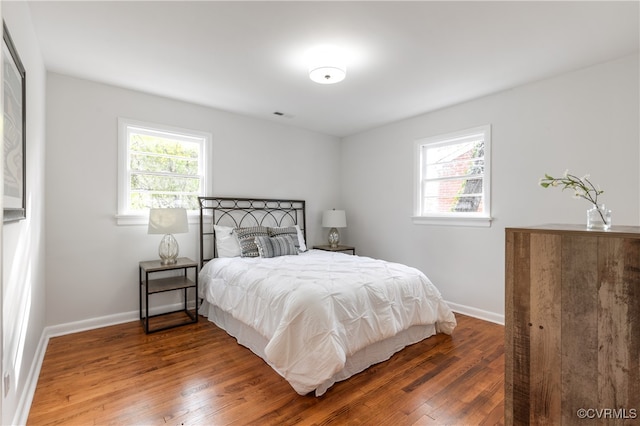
[505,225,639,425]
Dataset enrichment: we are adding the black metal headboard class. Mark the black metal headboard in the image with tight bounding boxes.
[198,197,306,267]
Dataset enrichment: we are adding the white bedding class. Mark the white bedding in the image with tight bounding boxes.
[198,250,456,395]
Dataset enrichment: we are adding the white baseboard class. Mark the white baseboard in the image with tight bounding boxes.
[13,329,49,426]
[46,301,199,338]
[46,311,140,338]
[445,300,504,325]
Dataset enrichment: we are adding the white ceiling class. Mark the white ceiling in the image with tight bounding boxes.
[27,1,639,137]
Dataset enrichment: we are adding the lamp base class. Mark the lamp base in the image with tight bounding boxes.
[159,234,179,265]
[328,227,340,248]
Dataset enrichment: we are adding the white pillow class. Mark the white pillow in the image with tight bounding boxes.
[214,225,241,257]
[294,225,307,252]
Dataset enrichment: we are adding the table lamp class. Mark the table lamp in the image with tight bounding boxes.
[148,208,189,265]
[322,209,347,248]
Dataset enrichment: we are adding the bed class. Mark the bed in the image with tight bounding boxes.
[197,197,457,396]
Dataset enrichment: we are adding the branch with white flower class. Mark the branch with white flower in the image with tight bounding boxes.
[539,170,606,222]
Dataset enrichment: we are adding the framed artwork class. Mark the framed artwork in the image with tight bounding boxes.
[3,22,26,222]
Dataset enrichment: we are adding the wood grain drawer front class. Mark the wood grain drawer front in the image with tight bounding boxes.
[505,227,640,425]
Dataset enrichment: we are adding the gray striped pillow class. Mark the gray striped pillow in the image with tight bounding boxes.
[255,235,299,258]
[268,226,301,251]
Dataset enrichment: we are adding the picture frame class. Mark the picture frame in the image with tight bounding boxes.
[3,21,26,222]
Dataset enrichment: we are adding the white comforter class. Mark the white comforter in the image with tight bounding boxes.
[198,250,456,394]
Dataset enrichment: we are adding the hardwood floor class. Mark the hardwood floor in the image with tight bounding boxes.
[27,313,504,425]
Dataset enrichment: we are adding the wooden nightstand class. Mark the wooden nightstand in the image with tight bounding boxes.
[313,245,356,255]
[139,257,198,333]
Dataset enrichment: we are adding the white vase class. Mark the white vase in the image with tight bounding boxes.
[587,204,612,231]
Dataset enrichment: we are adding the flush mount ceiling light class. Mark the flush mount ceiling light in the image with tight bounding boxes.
[309,65,346,84]
[307,45,346,85]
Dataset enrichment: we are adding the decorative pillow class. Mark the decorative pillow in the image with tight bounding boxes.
[255,235,299,258]
[213,225,241,258]
[235,226,269,257]
[268,225,307,252]
[294,225,307,252]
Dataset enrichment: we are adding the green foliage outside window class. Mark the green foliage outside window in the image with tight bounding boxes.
[452,141,485,212]
[129,133,202,210]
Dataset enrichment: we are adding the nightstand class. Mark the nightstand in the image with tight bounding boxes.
[313,245,356,255]
[139,257,198,333]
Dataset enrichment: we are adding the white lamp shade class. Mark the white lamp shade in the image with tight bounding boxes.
[322,209,347,228]
[148,208,189,234]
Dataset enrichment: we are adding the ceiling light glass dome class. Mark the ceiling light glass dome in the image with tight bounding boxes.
[307,45,347,85]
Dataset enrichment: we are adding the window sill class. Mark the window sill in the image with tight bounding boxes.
[116,213,207,226]
[412,216,492,227]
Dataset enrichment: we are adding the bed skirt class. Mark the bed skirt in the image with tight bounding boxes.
[199,300,438,396]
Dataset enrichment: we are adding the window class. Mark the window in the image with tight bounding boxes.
[118,118,211,224]
[413,125,491,227]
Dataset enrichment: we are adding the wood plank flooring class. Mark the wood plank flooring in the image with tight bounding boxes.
[27,313,504,425]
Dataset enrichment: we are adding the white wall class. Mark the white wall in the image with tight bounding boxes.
[2,2,47,424]
[341,54,640,322]
[45,73,341,327]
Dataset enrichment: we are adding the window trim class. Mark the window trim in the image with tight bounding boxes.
[412,125,492,227]
[117,118,212,225]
